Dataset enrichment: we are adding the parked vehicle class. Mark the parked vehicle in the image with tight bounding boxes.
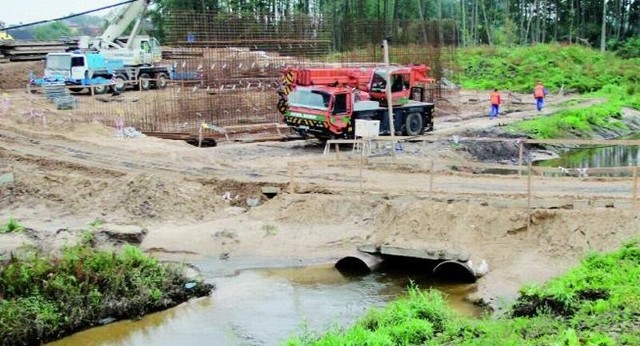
[278,65,435,139]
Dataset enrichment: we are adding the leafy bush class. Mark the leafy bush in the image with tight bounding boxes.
[0,239,213,344]
[457,44,640,94]
[612,37,640,59]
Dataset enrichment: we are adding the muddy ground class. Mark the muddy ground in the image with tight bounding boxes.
[1,79,639,311]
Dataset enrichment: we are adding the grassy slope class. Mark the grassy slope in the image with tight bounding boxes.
[287,243,640,345]
[456,44,640,139]
[456,44,640,94]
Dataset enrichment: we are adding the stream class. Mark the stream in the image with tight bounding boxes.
[48,260,481,346]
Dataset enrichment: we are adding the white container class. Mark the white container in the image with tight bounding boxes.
[355,119,380,138]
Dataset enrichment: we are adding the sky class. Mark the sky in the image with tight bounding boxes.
[0,0,123,26]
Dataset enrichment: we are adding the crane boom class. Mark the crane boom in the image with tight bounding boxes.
[92,0,150,50]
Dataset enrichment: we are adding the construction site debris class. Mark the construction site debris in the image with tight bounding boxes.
[116,127,145,138]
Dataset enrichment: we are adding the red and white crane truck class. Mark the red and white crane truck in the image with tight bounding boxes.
[277,64,435,140]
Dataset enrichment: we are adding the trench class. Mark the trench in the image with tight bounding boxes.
[48,260,482,346]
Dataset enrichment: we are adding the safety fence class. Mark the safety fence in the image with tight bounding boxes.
[285,137,640,217]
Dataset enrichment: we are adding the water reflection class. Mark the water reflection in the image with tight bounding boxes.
[49,264,481,346]
[537,135,640,177]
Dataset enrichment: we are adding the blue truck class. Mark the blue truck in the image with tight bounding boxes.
[30,51,178,94]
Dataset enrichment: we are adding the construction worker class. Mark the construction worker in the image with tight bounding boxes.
[534,81,549,111]
[489,89,501,119]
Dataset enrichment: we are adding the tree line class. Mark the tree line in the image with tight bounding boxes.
[150,0,640,52]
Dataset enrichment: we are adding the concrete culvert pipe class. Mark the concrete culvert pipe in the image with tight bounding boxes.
[433,260,477,283]
[335,252,384,275]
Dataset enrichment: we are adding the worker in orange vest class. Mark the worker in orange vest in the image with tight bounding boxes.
[489,89,501,119]
[534,81,549,111]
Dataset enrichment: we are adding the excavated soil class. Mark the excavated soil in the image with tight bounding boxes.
[1,86,639,309]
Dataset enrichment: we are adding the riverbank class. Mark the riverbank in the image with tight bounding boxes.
[286,242,640,345]
[0,234,213,345]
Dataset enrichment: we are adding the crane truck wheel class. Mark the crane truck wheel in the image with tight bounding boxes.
[404,112,424,136]
[93,84,108,95]
[153,73,168,89]
[139,73,152,90]
[112,75,127,93]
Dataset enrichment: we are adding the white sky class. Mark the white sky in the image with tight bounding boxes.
[0,0,123,26]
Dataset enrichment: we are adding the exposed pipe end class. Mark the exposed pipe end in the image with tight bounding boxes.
[433,260,477,283]
[335,252,384,276]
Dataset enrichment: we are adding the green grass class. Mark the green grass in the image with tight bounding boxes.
[286,242,640,345]
[455,44,640,139]
[0,217,25,234]
[507,102,627,139]
[0,236,213,344]
[456,44,640,94]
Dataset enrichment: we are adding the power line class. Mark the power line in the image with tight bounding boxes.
[4,0,136,31]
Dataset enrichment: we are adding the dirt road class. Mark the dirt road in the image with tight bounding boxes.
[1,88,639,307]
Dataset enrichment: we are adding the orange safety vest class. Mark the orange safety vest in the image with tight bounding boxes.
[534,84,545,98]
[490,92,501,105]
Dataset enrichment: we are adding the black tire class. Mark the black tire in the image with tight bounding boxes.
[404,112,424,136]
[154,73,168,89]
[111,75,127,93]
[139,73,151,90]
[69,87,85,93]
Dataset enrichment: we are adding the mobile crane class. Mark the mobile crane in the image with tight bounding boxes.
[278,64,435,139]
[31,0,174,94]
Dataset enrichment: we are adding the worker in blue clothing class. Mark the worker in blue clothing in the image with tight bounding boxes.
[533,81,549,111]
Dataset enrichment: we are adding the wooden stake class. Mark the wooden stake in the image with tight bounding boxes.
[633,166,638,213]
[429,160,434,192]
[518,140,524,176]
[527,159,532,233]
[288,162,296,193]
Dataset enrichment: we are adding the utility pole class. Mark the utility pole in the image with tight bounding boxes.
[383,39,396,157]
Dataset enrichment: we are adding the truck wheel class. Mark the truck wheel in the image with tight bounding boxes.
[69,87,85,93]
[139,73,151,90]
[154,73,168,89]
[94,84,108,95]
[112,75,127,93]
[404,112,424,136]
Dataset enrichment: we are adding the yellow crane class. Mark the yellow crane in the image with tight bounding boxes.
[0,21,13,41]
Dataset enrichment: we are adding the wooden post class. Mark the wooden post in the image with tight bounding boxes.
[518,140,524,176]
[527,159,532,233]
[198,125,203,148]
[527,159,532,208]
[383,39,396,159]
[633,166,638,213]
[360,153,364,199]
[288,162,296,193]
[429,160,435,192]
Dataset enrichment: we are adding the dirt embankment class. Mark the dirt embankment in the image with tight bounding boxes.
[0,61,43,90]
